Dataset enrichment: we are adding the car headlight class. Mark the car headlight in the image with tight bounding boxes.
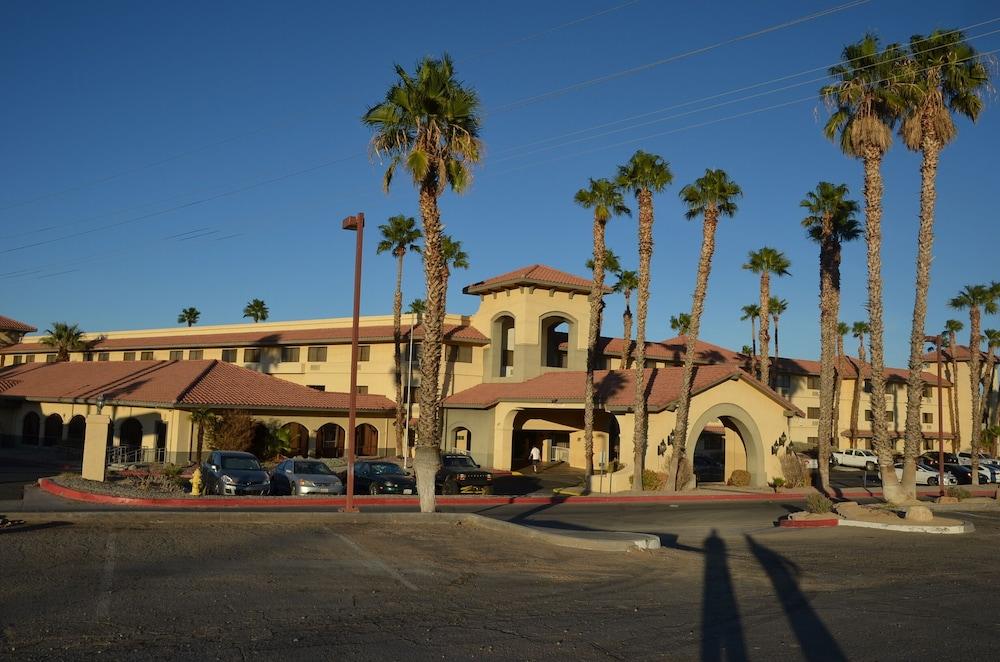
[457,473,467,481]
[298,479,316,487]
[221,475,235,485]
[384,481,395,487]
[486,473,493,480]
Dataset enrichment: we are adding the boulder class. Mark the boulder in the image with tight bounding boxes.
[905,505,934,522]
[936,496,959,504]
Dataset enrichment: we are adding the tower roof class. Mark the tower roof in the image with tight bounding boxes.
[463,264,605,296]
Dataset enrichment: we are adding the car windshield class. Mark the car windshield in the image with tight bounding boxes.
[368,463,405,476]
[294,462,332,475]
[221,457,260,471]
[443,456,477,468]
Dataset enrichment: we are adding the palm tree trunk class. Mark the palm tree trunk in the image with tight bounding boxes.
[758,273,771,385]
[949,331,962,452]
[621,295,633,369]
[833,332,845,456]
[632,189,653,492]
[772,317,780,387]
[668,209,719,491]
[196,424,204,462]
[584,217,608,479]
[849,352,862,449]
[901,133,941,499]
[414,182,445,512]
[750,317,757,377]
[863,150,905,503]
[392,251,406,458]
[969,307,983,486]
[817,213,835,492]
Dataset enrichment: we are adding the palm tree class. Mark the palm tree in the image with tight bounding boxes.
[377,214,423,458]
[407,298,426,316]
[363,54,482,512]
[742,247,790,387]
[585,249,621,275]
[242,299,269,323]
[900,30,989,497]
[943,318,964,451]
[668,169,741,490]
[613,270,639,369]
[949,284,999,485]
[617,150,673,491]
[40,322,86,362]
[982,329,1000,446]
[769,296,788,368]
[432,235,469,428]
[849,321,870,449]
[177,307,201,327]
[669,313,691,335]
[834,321,850,453]
[575,178,630,477]
[821,34,907,502]
[801,181,861,490]
[189,408,217,462]
[740,304,760,373]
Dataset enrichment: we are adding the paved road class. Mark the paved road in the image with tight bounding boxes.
[2,504,999,660]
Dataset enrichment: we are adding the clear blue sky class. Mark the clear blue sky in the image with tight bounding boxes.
[2,0,998,366]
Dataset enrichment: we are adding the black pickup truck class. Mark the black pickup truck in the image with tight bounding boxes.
[436,453,493,495]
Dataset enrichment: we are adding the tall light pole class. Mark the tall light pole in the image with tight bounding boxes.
[342,212,365,513]
[926,334,945,496]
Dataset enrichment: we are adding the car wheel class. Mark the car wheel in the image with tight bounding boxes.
[831,456,839,466]
[865,461,876,472]
[927,476,938,486]
[443,481,459,495]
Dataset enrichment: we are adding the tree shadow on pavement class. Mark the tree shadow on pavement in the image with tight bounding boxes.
[700,529,748,662]
[0,520,72,535]
[745,534,846,662]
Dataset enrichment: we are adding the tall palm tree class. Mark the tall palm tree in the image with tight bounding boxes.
[575,178,630,477]
[242,299,269,323]
[982,329,1000,445]
[189,408,217,462]
[900,30,989,496]
[669,313,691,335]
[434,235,470,426]
[834,321,850,453]
[943,318,964,451]
[742,247,790,387]
[821,34,907,502]
[769,296,788,369]
[668,169,741,490]
[613,270,638,369]
[377,214,423,458]
[40,322,86,362]
[363,54,482,512]
[177,307,201,327]
[617,150,673,491]
[801,181,861,489]
[849,321,870,449]
[949,284,999,485]
[407,298,426,316]
[740,304,760,373]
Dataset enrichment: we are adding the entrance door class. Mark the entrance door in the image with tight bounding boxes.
[155,421,167,462]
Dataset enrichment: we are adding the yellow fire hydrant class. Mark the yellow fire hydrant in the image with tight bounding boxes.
[190,467,203,496]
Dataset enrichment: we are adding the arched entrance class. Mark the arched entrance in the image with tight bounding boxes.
[355,423,378,456]
[317,423,345,458]
[540,315,572,368]
[492,315,515,377]
[119,418,143,452]
[22,412,40,445]
[67,415,87,448]
[687,404,766,487]
[280,422,309,457]
[43,414,63,446]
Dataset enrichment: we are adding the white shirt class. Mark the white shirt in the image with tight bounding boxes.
[529,447,541,461]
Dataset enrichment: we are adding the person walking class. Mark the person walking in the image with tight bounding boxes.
[529,445,542,473]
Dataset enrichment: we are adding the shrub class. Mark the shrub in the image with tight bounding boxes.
[629,469,665,491]
[770,477,786,491]
[727,470,751,487]
[805,493,833,513]
[161,463,183,479]
[206,410,256,452]
[779,452,809,488]
[946,486,972,500]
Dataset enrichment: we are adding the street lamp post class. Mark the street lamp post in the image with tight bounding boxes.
[926,334,945,497]
[342,212,365,513]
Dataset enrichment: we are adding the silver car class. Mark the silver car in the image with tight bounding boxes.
[270,459,344,496]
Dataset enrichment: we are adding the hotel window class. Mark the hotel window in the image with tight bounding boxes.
[358,345,371,362]
[863,379,873,393]
[281,346,300,362]
[169,350,183,361]
[807,407,820,420]
[84,353,93,362]
[45,354,57,363]
[403,343,421,368]
[140,351,154,360]
[923,412,934,424]
[865,409,873,421]
[774,373,791,389]
[25,355,35,363]
[221,349,237,363]
[307,385,325,392]
[243,348,261,363]
[188,350,203,360]
[807,376,821,390]
[448,345,472,363]
[123,352,135,361]
[865,410,894,422]
[922,385,932,398]
[98,352,110,362]
[13,356,22,365]
[356,385,369,394]
[307,346,327,362]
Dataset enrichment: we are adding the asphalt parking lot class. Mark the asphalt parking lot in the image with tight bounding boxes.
[3,503,1000,660]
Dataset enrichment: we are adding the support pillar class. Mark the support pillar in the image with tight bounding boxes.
[82,414,110,482]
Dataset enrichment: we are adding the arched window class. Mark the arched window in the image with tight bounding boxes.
[355,424,378,456]
[43,414,64,446]
[452,427,471,453]
[541,316,572,368]
[316,423,345,458]
[280,423,309,457]
[22,412,40,444]
[67,415,87,448]
[492,315,515,377]
[119,418,143,451]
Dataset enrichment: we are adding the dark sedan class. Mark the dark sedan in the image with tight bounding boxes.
[353,461,416,495]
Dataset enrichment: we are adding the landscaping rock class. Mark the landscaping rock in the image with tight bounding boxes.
[905,505,934,523]
[936,496,960,504]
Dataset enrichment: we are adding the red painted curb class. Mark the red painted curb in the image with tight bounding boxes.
[779,518,840,528]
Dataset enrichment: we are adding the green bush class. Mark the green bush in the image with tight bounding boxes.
[727,470,751,487]
[946,486,972,500]
[770,477,786,490]
[805,493,833,514]
[161,463,183,479]
[629,469,665,490]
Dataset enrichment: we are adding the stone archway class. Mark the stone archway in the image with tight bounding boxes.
[67,415,87,448]
[280,423,309,457]
[355,424,378,456]
[687,403,766,488]
[316,423,345,458]
[43,414,63,447]
[22,412,40,445]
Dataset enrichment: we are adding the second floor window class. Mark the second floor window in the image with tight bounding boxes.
[358,345,371,362]
[123,352,135,361]
[221,349,237,363]
[307,346,327,362]
[141,351,154,360]
[25,355,35,363]
[45,354,57,363]
[923,412,934,424]
[244,348,261,363]
[12,356,22,365]
[448,345,473,363]
[281,347,300,362]
[807,376,821,390]
[169,350,183,361]
[807,407,820,420]
[189,350,203,360]
[98,352,109,361]
[356,385,369,394]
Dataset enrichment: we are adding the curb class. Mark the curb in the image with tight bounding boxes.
[779,518,840,528]
[838,518,973,535]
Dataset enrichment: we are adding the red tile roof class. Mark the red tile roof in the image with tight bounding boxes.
[463,264,603,295]
[0,316,36,333]
[0,360,395,412]
[562,334,745,364]
[773,356,949,386]
[0,323,487,354]
[445,365,803,415]
[921,344,991,363]
[840,429,955,440]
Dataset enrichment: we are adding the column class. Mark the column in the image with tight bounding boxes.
[82,414,110,482]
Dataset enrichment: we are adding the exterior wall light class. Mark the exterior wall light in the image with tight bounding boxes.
[771,432,787,455]
[96,394,106,415]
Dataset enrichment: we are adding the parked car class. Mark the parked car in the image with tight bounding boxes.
[201,450,270,496]
[892,461,957,486]
[270,458,344,496]
[436,453,493,494]
[831,448,878,471]
[957,452,1000,469]
[693,454,725,483]
[921,455,991,484]
[353,461,416,495]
